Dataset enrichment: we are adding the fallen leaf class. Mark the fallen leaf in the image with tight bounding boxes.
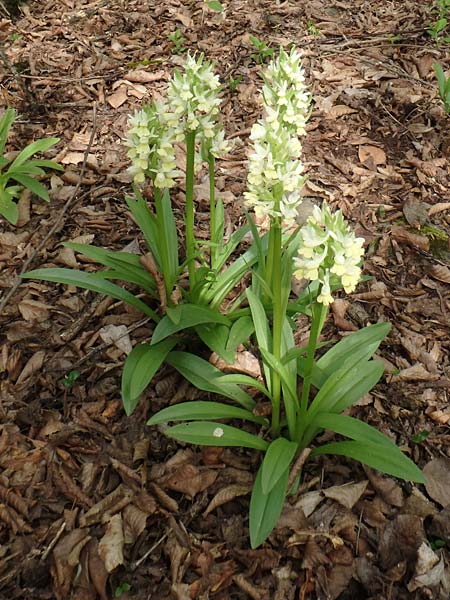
[326,104,357,119]
[430,264,450,284]
[322,480,368,510]
[18,299,51,322]
[16,350,46,384]
[358,145,386,167]
[204,484,252,516]
[391,363,439,383]
[98,513,124,573]
[52,529,91,600]
[403,199,429,228]
[423,458,450,508]
[99,324,132,355]
[107,86,128,108]
[123,69,165,83]
[164,464,217,499]
[408,543,444,592]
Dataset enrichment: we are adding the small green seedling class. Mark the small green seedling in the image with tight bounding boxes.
[0,108,62,225]
[168,29,187,54]
[306,20,321,36]
[411,430,431,444]
[62,370,81,389]
[434,62,450,113]
[228,74,242,92]
[205,0,224,11]
[427,0,450,42]
[114,582,131,597]
[249,36,274,64]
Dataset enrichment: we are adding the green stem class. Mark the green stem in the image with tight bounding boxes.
[270,217,282,435]
[185,130,196,288]
[296,302,327,440]
[208,152,216,269]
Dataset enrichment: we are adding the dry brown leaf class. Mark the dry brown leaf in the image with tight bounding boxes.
[322,480,368,510]
[403,199,429,229]
[423,458,450,508]
[209,350,261,378]
[379,514,424,571]
[326,104,357,119]
[16,350,46,384]
[364,467,404,507]
[57,245,78,267]
[391,225,430,251]
[107,86,128,108]
[80,485,132,527]
[358,145,386,167]
[164,464,218,499]
[331,299,357,331]
[52,529,91,600]
[407,542,444,592]
[123,504,148,544]
[430,264,450,284]
[86,539,109,600]
[391,363,439,382]
[204,483,252,516]
[294,490,324,517]
[18,299,51,322]
[16,188,31,227]
[124,69,165,83]
[99,324,132,355]
[98,513,124,573]
[428,202,450,216]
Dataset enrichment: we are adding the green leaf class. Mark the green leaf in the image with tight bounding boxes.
[215,373,271,399]
[215,224,250,272]
[312,440,425,483]
[125,190,161,267]
[25,158,63,171]
[155,189,179,294]
[0,108,16,156]
[65,243,156,293]
[21,268,159,321]
[9,174,50,201]
[311,413,398,447]
[249,462,288,548]
[166,351,255,410]
[122,339,176,415]
[196,323,234,363]
[206,0,223,11]
[10,137,59,170]
[261,438,297,495]
[148,401,266,425]
[0,193,18,224]
[166,421,268,450]
[151,304,230,344]
[306,359,385,426]
[314,322,390,385]
[247,287,272,390]
[226,316,254,352]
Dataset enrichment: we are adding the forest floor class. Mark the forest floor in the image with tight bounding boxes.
[1,1,450,599]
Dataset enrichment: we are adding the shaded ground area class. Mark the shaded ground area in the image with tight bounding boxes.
[0,0,450,598]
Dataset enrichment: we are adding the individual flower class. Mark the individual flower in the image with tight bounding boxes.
[261,47,311,137]
[293,203,365,305]
[244,114,305,224]
[124,102,180,188]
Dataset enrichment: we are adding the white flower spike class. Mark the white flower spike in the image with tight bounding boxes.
[294,203,365,305]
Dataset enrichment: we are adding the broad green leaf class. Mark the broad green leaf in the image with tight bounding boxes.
[21,268,159,321]
[25,158,63,171]
[10,174,50,201]
[125,190,161,267]
[206,0,223,11]
[65,243,156,293]
[0,195,18,224]
[259,348,298,406]
[314,322,390,385]
[152,304,230,344]
[226,316,254,352]
[261,438,297,495]
[215,374,271,398]
[0,108,16,155]
[312,440,425,483]
[215,224,250,272]
[196,323,234,364]
[247,288,272,390]
[10,137,59,170]
[166,351,255,410]
[311,413,398,447]
[155,189,179,294]
[249,462,288,549]
[166,421,268,450]
[306,359,385,426]
[148,401,266,425]
[122,339,176,415]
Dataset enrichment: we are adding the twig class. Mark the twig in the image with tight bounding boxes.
[287,448,311,491]
[0,103,98,314]
[130,531,168,571]
[41,521,66,561]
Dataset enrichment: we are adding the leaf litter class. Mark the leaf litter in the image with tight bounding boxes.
[0,0,449,598]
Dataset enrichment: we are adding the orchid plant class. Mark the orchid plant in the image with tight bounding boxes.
[24,48,425,549]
